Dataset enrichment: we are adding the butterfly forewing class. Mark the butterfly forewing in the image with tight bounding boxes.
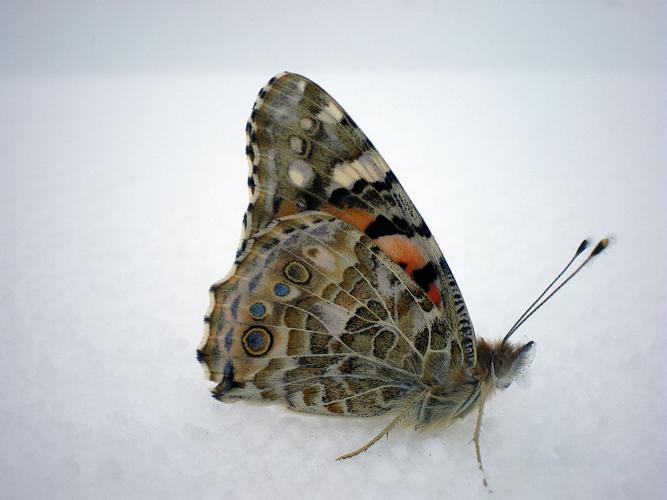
[242,72,476,370]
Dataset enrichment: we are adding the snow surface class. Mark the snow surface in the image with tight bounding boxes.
[1,2,665,500]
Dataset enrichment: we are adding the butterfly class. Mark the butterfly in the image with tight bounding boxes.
[197,72,609,475]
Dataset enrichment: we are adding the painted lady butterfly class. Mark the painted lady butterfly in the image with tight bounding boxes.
[198,73,609,474]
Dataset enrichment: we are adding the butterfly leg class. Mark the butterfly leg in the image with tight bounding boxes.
[472,393,490,488]
[336,391,427,461]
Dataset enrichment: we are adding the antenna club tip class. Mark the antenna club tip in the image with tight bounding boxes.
[575,239,590,256]
[591,237,611,256]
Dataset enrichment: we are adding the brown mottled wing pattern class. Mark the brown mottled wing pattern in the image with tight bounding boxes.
[199,213,452,416]
[241,72,476,370]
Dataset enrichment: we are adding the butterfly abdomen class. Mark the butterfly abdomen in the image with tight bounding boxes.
[415,367,482,428]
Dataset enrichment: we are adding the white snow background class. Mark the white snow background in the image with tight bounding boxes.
[1,2,665,499]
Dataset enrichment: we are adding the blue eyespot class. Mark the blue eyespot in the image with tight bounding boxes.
[242,327,272,356]
[249,302,266,319]
[246,330,266,351]
[273,283,290,297]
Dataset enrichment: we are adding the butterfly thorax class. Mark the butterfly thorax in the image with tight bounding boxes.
[416,338,534,427]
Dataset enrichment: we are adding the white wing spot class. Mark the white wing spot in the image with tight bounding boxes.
[299,117,314,131]
[289,136,305,154]
[332,153,385,188]
[333,162,360,189]
[317,100,344,124]
[288,160,314,187]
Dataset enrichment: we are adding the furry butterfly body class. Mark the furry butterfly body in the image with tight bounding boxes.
[199,73,604,463]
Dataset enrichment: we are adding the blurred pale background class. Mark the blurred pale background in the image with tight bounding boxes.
[1,2,664,499]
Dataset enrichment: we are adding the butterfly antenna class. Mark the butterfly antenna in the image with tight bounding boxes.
[501,238,609,346]
[501,239,590,346]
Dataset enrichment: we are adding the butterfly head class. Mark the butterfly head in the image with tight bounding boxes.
[474,338,535,390]
[489,340,535,390]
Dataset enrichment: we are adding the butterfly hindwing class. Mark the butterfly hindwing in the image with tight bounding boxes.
[200,212,453,416]
[242,72,477,370]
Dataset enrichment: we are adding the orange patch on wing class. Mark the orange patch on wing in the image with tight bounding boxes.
[375,235,443,307]
[324,206,375,231]
[276,200,298,217]
[375,235,426,274]
[426,282,443,307]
